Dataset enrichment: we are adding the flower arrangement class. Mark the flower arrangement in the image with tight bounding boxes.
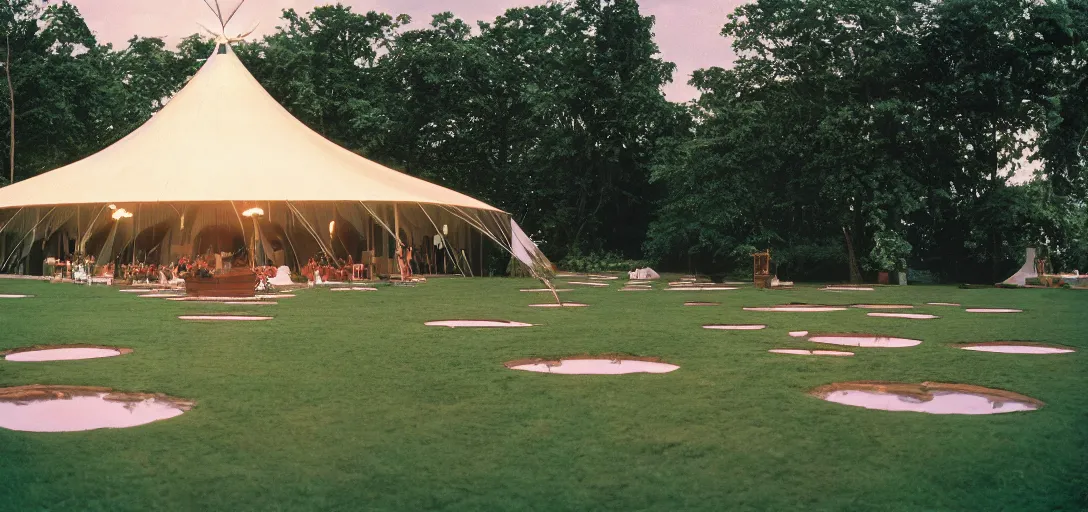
[254,266,278,281]
[122,263,158,282]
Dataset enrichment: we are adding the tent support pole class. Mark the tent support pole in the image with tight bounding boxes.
[415,204,465,277]
[2,207,56,272]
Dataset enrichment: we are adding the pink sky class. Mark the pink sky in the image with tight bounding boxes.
[65,0,743,102]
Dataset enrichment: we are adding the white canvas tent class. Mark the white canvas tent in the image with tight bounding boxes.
[0,41,552,282]
[1002,248,1038,286]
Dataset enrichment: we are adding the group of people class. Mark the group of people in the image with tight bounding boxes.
[47,240,428,284]
[46,254,98,280]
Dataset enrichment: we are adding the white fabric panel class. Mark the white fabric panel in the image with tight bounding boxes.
[1002,247,1038,286]
[510,219,553,274]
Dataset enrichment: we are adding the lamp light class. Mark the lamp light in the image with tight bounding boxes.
[242,207,265,217]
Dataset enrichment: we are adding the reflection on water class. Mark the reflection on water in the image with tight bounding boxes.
[6,348,122,362]
[822,390,1038,415]
[511,359,679,375]
[0,394,186,432]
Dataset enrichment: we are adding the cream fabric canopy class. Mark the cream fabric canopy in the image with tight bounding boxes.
[0,44,498,210]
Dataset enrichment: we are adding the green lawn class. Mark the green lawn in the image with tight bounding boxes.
[0,278,1085,511]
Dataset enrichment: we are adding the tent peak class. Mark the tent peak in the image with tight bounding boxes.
[197,0,259,46]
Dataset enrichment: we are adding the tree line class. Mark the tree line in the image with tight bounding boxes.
[1,0,1085,282]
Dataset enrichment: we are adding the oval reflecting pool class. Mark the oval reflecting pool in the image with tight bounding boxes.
[769,349,853,357]
[507,358,678,375]
[0,385,193,432]
[811,381,1042,415]
[809,335,921,348]
[867,313,939,319]
[178,315,273,321]
[959,342,1075,354]
[425,320,533,328]
[744,305,847,312]
[5,346,130,362]
[703,324,766,330]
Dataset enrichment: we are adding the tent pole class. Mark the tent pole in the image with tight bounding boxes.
[394,204,400,276]
[133,203,140,266]
[416,204,463,277]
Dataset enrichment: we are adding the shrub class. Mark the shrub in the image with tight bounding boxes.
[558,249,648,273]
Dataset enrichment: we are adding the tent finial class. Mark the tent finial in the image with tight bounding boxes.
[199,0,253,45]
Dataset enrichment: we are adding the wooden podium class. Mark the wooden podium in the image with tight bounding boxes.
[753,250,771,289]
[185,268,258,297]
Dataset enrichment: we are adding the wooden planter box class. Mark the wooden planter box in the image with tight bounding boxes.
[185,268,257,297]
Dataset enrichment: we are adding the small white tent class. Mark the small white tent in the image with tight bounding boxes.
[1002,248,1038,286]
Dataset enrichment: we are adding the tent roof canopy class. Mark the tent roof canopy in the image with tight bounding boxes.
[0,44,500,212]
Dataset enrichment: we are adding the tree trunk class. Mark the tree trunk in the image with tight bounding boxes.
[5,34,12,184]
[843,226,862,284]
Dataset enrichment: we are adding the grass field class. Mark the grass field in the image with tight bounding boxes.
[0,278,1085,511]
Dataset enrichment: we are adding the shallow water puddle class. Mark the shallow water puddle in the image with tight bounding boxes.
[769,349,853,356]
[684,302,720,306]
[789,331,809,337]
[425,320,534,328]
[520,289,573,292]
[965,308,1023,313]
[256,294,295,299]
[0,385,193,432]
[0,294,32,298]
[824,286,874,291]
[809,335,921,347]
[178,315,272,321]
[507,359,678,375]
[665,287,738,291]
[588,276,619,280]
[330,287,378,291]
[959,342,1075,354]
[169,296,259,302]
[224,301,277,305]
[852,304,914,309]
[927,302,960,306]
[567,282,609,287]
[529,303,588,307]
[703,324,766,330]
[139,293,185,298]
[744,306,847,312]
[5,346,130,362]
[619,288,651,292]
[867,312,939,319]
[810,381,1042,415]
